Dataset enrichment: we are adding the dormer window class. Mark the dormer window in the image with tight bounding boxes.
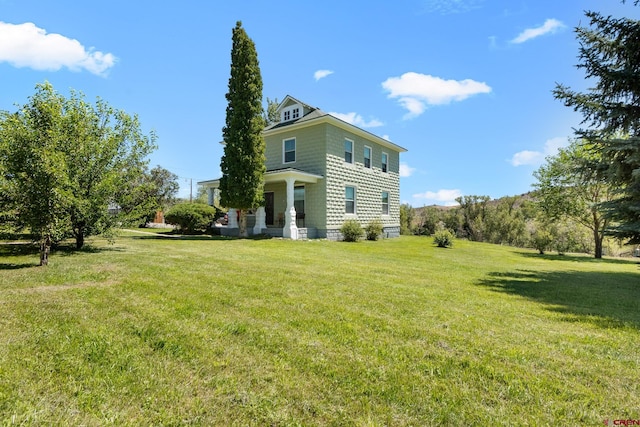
[281,104,302,123]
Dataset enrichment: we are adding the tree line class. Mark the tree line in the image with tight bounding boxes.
[400,190,629,258]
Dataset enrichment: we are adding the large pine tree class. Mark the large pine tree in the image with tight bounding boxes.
[219,21,266,237]
[554,4,640,243]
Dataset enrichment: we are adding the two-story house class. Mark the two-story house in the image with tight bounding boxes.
[199,95,407,240]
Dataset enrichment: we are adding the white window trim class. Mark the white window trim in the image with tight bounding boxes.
[283,137,296,164]
[344,138,354,164]
[364,145,372,169]
[281,104,302,123]
[381,191,390,216]
[345,185,357,216]
[381,152,389,173]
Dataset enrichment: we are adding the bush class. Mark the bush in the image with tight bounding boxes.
[531,229,553,254]
[433,229,454,248]
[340,219,364,242]
[165,203,218,234]
[365,219,384,241]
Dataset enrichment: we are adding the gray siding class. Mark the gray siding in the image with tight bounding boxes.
[324,126,401,233]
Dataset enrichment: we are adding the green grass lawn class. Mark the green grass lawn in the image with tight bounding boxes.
[0,234,638,425]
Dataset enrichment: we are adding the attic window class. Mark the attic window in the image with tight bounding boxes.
[282,105,301,122]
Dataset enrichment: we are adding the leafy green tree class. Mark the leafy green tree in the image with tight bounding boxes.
[264,97,280,126]
[219,21,266,238]
[1,83,73,264]
[554,3,640,243]
[531,228,554,255]
[61,90,156,248]
[533,140,613,258]
[0,82,156,264]
[399,203,415,235]
[455,195,490,241]
[484,196,528,247]
[150,166,179,210]
[416,206,441,236]
[442,208,464,237]
[0,133,16,236]
[115,165,179,226]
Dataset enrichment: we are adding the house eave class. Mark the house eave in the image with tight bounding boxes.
[263,114,407,153]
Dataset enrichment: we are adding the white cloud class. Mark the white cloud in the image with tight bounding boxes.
[382,72,491,119]
[542,136,568,154]
[510,136,569,167]
[511,19,565,44]
[0,21,116,76]
[421,0,485,14]
[510,150,544,167]
[399,162,415,177]
[382,135,391,141]
[328,111,384,128]
[314,69,334,81]
[413,189,462,206]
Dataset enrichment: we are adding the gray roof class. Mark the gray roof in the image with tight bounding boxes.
[264,107,327,131]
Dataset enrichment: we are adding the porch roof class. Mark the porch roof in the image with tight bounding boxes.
[197,168,323,189]
[264,168,323,184]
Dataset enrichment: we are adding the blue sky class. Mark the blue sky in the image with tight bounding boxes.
[1,0,638,205]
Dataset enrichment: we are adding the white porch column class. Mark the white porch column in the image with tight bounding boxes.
[227,208,238,228]
[282,177,298,240]
[207,188,214,206]
[253,206,266,235]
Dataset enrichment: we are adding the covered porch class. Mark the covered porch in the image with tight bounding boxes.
[199,168,323,240]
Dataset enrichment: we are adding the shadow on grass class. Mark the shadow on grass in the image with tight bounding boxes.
[127,234,273,241]
[518,251,640,266]
[0,261,39,270]
[0,242,124,269]
[477,268,640,329]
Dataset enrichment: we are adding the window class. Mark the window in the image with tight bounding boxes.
[283,138,296,163]
[364,146,372,168]
[381,152,388,173]
[294,186,305,214]
[345,139,353,163]
[282,105,301,122]
[382,191,389,215]
[345,186,356,214]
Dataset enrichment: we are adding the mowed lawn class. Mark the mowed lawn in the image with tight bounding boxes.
[0,234,638,426]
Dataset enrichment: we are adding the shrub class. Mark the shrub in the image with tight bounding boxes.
[340,219,364,242]
[433,229,454,248]
[165,203,218,234]
[365,219,384,241]
[531,229,553,254]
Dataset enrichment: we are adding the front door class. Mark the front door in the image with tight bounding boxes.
[264,192,274,225]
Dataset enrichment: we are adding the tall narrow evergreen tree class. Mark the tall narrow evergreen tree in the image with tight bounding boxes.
[219,21,266,237]
[554,3,640,243]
